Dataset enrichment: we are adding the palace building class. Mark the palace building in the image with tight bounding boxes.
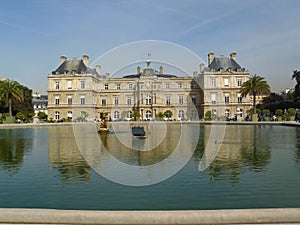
[47,52,252,121]
[200,52,251,120]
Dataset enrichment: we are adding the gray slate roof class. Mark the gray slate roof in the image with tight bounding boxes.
[52,59,101,76]
[207,56,244,72]
[52,59,88,74]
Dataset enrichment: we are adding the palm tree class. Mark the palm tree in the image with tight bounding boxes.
[0,79,24,116]
[240,74,271,115]
[292,70,300,98]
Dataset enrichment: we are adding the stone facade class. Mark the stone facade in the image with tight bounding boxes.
[200,52,252,120]
[48,52,253,121]
[48,56,203,121]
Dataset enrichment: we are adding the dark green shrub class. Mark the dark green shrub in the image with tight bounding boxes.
[288,108,296,116]
[275,109,283,116]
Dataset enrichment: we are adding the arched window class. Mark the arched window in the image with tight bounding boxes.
[68,111,72,120]
[178,110,184,120]
[238,108,243,117]
[225,109,230,117]
[127,111,132,119]
[212,109,217,119]
[114,111,119,119]
[145,110,152,120]
[55,111,60,120]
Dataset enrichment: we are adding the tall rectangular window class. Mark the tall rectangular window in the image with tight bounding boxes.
[192,96,196,105]
[114,96,119,105]
[211,78,216,87]
[104,84,108,90]
[146,95,152,105]
[128,83,133,89]
[80,96,85,105]
[211,93,216,104]
[116,84,120,90]
[127,97,131,105]
[166,96,170,105]
[55,96,59,105]
[166,83,170,89]
[67,80,72,89]
[55,81,60,90]
[237,93,242,103]
[80,80,85,89]
[102,98,106,106]
[179,96,183,104]
[178,83,182,89]
[224,93,230,103]
[224,78,229,87]
[237,78,242,87]
[67,96,72,105]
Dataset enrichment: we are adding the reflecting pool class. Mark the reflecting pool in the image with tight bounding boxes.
[0,124,300,210]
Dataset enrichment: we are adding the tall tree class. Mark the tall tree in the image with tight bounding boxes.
[12,85,33,117]
[0,79,24,116]
[240,74,271,114]
[292,70,300,98]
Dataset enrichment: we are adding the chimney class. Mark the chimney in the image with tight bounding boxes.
[82,54,89,67]
[159,66,163,74]
[96,65,101,75]
[200,63,205,73]
[137,66,141,74]
[60,55,67,63]
[230,52,237,61]
[208,52,214,65]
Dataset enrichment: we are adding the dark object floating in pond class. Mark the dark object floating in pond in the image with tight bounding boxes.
[132,126,146,138]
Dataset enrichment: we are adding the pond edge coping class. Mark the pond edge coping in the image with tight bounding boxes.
[0,208,300,224]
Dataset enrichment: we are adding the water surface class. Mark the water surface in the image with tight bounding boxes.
[0,124,299,210]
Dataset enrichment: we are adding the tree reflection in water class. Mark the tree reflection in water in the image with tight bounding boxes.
[0,129,33,172]
[240,125,271,172]
[48,126,91,184]
[202,125,271,184]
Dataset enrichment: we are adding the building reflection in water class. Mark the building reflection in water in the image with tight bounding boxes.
[102,123,181,166]
[48,126,91,184]
[0,128,33,172]
[73,122,198,186]
[200,125,271,184]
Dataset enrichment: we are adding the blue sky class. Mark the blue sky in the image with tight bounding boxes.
[1,0,300,93]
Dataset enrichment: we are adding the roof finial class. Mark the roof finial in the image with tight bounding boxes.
[146,53,151,67]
